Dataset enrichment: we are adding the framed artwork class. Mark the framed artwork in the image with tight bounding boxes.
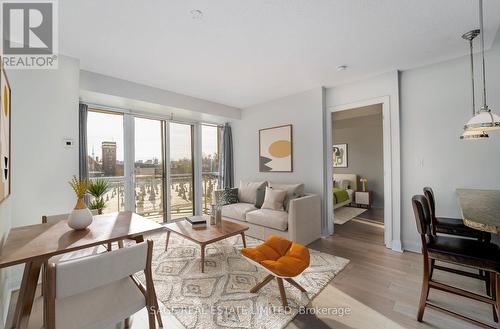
[333,144,348,168]
[0,63,11,203]
[259,124,293,172]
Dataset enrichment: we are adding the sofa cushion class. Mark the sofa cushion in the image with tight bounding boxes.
[246,209,288,231]
[221,203,257,221]
[238,181,267,204]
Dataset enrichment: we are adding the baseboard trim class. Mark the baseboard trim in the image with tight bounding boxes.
[391,240,403,253]
[403,241,421,253]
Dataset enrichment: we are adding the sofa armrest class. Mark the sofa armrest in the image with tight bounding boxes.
[288,194,322,246]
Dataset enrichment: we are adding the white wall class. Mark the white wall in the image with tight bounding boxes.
[0,198,12,325]
[399,41,500,252]
[80,70,241,121]
[7,56,81,228]
[231,88,325,197]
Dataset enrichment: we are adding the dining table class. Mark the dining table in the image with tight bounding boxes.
[0,211,165,329]
[457,188,500,234]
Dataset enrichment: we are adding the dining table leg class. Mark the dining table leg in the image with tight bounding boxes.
[11,260,43,329]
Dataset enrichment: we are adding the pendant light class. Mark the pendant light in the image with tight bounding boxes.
[462,0,500,135]
[460,29,489,140]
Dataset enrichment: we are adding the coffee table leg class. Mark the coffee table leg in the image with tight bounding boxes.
[201,244,206,273]
[241,232,247,248]
[165,231,171,251]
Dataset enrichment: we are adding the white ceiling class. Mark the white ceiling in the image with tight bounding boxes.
[60,0,500,109]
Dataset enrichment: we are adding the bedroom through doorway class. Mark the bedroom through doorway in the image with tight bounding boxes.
[332,104,384,243]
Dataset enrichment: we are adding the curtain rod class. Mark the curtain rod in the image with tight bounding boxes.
[81,101,224,127]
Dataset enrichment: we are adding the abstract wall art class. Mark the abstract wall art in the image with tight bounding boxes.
[259,124,293,172]
[333,144,348,168]
[0,63,11,203]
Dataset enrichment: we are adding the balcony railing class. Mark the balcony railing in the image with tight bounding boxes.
[90,173,219,223]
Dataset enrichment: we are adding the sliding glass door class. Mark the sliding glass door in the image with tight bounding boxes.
[86,109,212,222]
[169,123,194,220]
[86,110,125,213]
[134,117,165,223]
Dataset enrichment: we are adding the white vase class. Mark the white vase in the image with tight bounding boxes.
[68,205,93,230]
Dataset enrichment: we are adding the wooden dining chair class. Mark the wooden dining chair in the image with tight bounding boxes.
[423,187,491,242]
[412,195,500,327]
[423,187,492,294]
[45,240,162,329]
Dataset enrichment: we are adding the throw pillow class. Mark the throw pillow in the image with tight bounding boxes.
[268,182,305,197]
[255,187,266,209]
[238,181,267,204]
[262,187,287,211]
[268,183,305,211]
[221,188,238,205]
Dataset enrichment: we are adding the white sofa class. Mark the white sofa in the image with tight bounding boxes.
[214,182,322,246]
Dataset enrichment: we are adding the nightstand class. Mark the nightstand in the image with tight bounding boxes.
[355,191,372,208]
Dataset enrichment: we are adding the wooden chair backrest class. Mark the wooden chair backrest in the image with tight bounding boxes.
[42,209,99,224]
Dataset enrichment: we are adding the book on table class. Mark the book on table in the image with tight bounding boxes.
[187,215,207,229]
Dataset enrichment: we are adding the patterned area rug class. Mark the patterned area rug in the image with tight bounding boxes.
[139,232,349,329]
[334,207,367,225]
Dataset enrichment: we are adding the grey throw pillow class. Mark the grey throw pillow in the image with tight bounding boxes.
[221,188,238,205]
[255,187,266,209]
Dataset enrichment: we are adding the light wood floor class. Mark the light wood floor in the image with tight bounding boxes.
[355,207,385,225]
[292,220,497,329]
[8,221,496,329]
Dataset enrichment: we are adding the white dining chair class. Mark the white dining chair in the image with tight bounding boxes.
[40,211,108,297]
[45,240,160,329]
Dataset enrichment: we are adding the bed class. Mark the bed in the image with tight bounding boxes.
[333,174,357,209]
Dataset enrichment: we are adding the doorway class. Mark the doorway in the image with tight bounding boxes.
[325,96,401,251]
[331,104,384,243]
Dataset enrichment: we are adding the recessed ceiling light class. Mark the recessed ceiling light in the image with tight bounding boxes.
[336,65,348,71]
[191,9,203,19]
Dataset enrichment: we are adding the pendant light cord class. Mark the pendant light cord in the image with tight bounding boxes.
[479,0,488,111]
[468,38,476,116]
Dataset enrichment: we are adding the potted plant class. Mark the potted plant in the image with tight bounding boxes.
[68,176,93,230]
[88,179,111,214]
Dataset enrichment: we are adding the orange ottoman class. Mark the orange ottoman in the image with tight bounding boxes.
[241,235,310,307]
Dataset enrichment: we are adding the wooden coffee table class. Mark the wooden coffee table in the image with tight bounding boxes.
[164,218,249,272]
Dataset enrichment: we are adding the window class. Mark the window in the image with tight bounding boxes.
[86,111,125,213]
[134,118,165,223]
[169,123,194,219]
[84,109,219,222]
[201,125,220,213]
